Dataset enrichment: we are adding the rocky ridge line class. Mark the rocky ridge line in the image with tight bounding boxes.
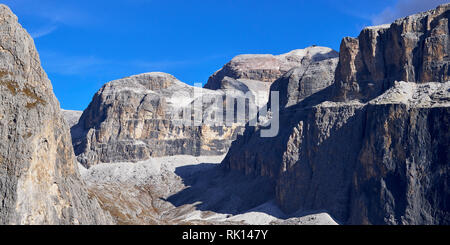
[223,3,450,225]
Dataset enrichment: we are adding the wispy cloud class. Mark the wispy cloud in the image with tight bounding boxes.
[39,51,227,77]
[29,25,58,39]
[132,60,195,71]
[132,54,227,71]
[372,0,448,25]
[2,0,94,36]
[39,51,112,75]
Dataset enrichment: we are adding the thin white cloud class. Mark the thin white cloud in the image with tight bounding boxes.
[372,0,448,25]
[132,60,194,71]
[39,51,228,76]
[132,54,228,71]
[2,0,94,27]
[39,51,112,75]
[30,25,58,39]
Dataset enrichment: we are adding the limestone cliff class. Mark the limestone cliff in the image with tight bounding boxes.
[0,5,113,224]
[333,4,450,101]
[73,72,245,167]
[223,4,450,225]
[74,47,339,167]
[204,46,338,90]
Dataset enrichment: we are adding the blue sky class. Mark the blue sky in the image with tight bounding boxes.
[2,0,447,110]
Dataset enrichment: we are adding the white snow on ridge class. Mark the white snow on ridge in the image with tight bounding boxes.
[364,23,391,30]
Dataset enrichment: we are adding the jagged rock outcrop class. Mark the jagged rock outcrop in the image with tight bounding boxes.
[0,5,113,224]
[204,46,338,90]
[333,4,450,101]
[347,81,450,224]
[73,72,248,167]
[270,57,339,108]
[74,47,339,167]
[223,4,450,225]
[62,109,82,128]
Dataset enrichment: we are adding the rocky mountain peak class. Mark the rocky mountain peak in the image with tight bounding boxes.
[222,4,450,225]
[0,4,113,224]
[72,71,240,167]
[204,46,338,90]
[103,72,188,94]
[333,3,450,102]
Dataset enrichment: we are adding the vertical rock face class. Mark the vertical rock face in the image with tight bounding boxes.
[223,4,450,225]
[348,82,450,225]
[0,5,113,224]
[334,4,450,101]
[61,110,83,128]
[74,47,338,168]
[204,46,338,90]
[73,72,245,167]
[270,57,339,108]
[273,82,450,224]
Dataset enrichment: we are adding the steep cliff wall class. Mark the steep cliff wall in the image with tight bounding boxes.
[74,47,339,167]
[333,4,450,101]
[73,72,255,167]
[205,46,338,90]
[0,5,113,224]
[223,3,450,224]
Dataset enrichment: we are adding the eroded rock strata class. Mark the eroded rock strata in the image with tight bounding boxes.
[72,72,244,167]
[223,4,450,225]
[333,4,450,102]
[0,5,113,224]
[204,46,338,90]
[74,47,339,167]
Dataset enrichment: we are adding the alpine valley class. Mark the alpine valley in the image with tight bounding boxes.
[0,3,449,225]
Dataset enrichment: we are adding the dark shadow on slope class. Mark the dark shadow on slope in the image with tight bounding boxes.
[222,81,369,223]
[164,162,282,217]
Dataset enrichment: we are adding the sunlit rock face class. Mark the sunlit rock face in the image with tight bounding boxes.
[73,46,339,168]
[73,72,247,167]
[223,4,450,225]
[204,46,338,90]
[333,4,450,102]
[0,5,113,224]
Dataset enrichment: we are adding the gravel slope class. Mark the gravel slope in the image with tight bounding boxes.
[80,155,338,225]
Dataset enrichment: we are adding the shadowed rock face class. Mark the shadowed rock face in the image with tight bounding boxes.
[271,57,339,109]
[204,46,339,90]
[347,82,450,225]
[223,4,450,225]
[274,82,450,225]
[80,155,339,225]
[0,5,113,224]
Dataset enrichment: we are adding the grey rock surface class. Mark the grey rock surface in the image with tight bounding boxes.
[72,72,248,167]
[80,155,338,225]
[348,81,450,224]
[270,57,339,108]
[0,5,113,225]
[73,47,339,168]
[62,109,83,128]
[223,4,450,225]
[333,4,450,102]
[204,46,338,90]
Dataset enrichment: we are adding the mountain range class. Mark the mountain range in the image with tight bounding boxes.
[0,3,449,225]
